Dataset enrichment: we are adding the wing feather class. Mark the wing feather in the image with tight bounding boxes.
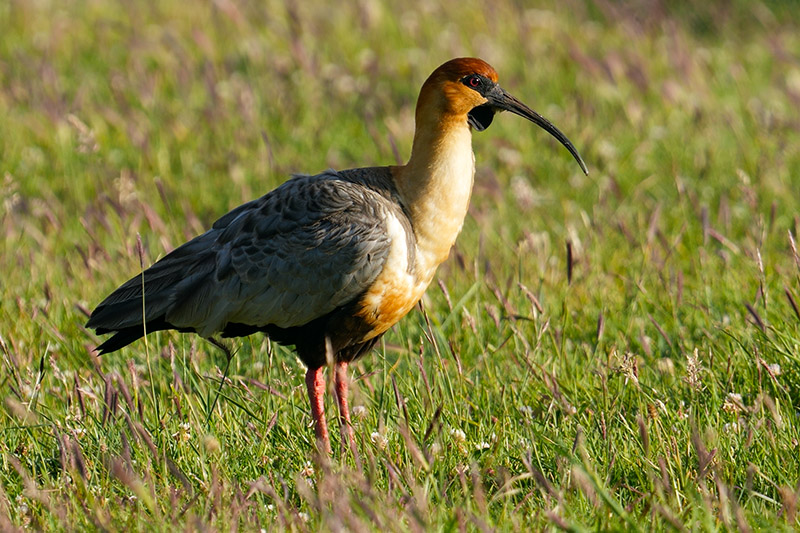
[87,169,398,340]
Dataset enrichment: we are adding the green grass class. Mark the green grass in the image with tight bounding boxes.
[2,0,800,530]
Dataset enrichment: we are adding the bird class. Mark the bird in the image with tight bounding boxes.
[86,57,587,453]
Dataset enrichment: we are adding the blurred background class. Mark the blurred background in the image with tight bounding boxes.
[1,0,799,529]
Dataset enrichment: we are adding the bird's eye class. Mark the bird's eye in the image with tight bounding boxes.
[464,74,483,89]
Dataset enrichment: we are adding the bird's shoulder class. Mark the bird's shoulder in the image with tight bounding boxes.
[208,167,410,243]
[203,167,411,280]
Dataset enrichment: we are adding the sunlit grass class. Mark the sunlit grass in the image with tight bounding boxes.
[2,0,800,530]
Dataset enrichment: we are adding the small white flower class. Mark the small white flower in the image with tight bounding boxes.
[352,405,367,420]
[18,502,29,514]
[676,401,688,419]
[449,428,466,444]
[172,422,191,443]
[655,399,668,414]
[723,418,745,433]
[300,461,315,478]
[723,393,744,414]
[370,432,388,451]
[768,364,781,376]
[298,512,310,523]
[475,441,491,450]
[20,383,32,400]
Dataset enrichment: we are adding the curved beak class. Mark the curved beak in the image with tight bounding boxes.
[487,86,588,175]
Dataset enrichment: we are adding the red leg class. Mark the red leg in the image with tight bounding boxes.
[305,366,331,454]
[334,361,356,449]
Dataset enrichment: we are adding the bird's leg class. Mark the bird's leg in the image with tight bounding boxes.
[205,337,236,424]
[334,361,356,449]
[305,366,331,454]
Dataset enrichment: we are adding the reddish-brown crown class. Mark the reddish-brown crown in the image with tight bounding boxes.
[429,57,499,83]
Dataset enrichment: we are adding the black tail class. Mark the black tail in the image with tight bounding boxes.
[94,326,149,354]
[86,234,218,353]
[91,316,196,354]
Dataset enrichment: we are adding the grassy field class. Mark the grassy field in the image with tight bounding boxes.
[2,0,800,530]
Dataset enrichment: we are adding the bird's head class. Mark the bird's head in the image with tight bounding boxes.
[418,57,588,175]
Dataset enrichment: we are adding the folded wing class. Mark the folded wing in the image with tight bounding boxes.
[86,170,396,352]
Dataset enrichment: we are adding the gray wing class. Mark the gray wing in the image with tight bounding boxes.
[87,170,395,338]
